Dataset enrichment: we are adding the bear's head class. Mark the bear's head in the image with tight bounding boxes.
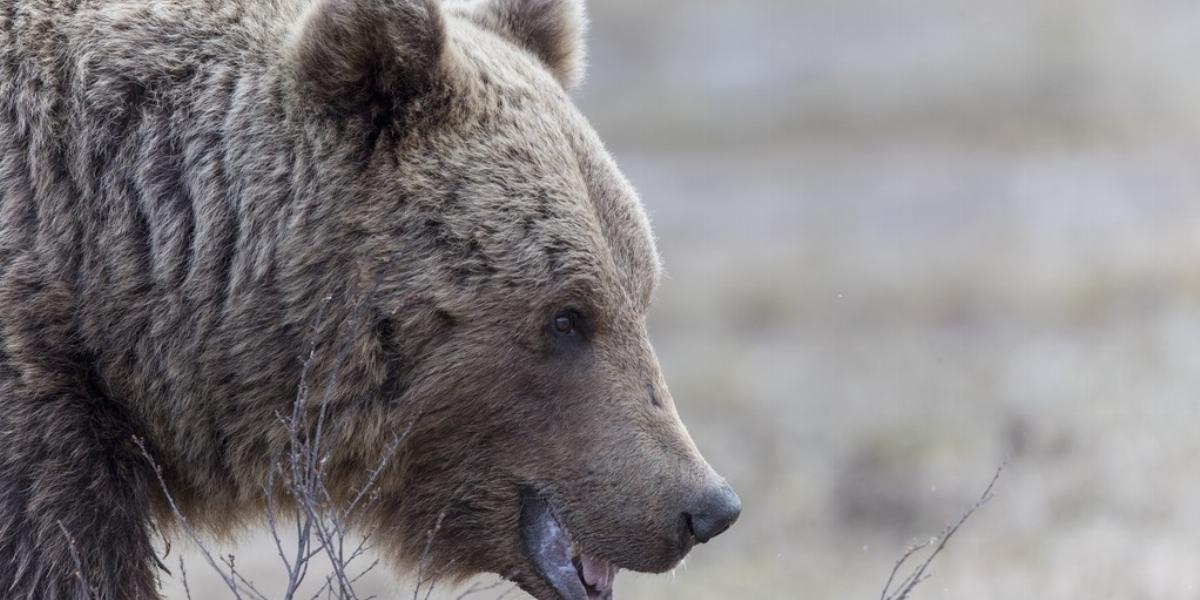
[284,0,739,598]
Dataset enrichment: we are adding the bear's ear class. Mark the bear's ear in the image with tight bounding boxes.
[289,0,446,120]
[470,0,587,89]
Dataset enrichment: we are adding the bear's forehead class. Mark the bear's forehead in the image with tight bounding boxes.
[431,123,660,313]
[571,137,662,312]
[437,15,662,311]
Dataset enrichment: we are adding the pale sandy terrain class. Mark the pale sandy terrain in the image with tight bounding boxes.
[166,1,1200,598]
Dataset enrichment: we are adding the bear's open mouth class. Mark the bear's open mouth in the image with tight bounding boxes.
[520,494,620,600]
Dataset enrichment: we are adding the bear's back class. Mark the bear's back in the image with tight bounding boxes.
[0,0,312,414]
[0,0,294,238]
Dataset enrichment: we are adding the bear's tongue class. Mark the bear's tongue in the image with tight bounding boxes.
[578,554,617,597]
[520,495,618,600]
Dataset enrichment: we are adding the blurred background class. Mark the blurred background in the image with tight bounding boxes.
[168,0,1200,598]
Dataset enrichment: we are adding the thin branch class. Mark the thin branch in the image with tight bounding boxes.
[221,553,270,600]
[879,538,932,599]
[56,520,92,599]
[178,556,193,600]
[344,427,411,521]
[412,510,449,600]
[149,275,428,600]
[881,460,1006,600]
[133,436,266,600]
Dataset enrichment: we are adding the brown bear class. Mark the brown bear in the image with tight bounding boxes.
[0,0,740,598]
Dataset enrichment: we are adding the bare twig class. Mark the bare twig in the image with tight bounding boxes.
[142,282,457,600]
[881,460,1006,600]
[134,436,266,600]
[412,510,449,600]
[57,520,92,599]
[220,553,270,600]
[178,556,193,600]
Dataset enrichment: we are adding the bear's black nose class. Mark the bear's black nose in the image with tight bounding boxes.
[684,483,742,543]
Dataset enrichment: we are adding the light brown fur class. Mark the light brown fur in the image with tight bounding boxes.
[0,1,737,598]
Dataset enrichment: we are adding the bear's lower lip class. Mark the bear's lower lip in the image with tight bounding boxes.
[519,494,619,600]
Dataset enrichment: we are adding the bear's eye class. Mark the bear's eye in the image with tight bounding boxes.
[552,310,580,336]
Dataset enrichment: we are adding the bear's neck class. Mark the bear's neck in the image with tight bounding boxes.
[52,61,397,501]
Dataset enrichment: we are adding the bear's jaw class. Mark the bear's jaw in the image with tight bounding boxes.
[520,494,619,600]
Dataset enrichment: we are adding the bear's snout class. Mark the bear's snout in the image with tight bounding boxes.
[682,481,742,544]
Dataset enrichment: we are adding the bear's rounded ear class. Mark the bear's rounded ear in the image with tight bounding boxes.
[288,0,446,120]
[469,0,587,89]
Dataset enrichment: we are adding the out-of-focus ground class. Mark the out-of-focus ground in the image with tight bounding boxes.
[168,1,1200,598]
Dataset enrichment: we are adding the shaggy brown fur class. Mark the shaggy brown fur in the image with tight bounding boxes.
[0,0,738,598]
